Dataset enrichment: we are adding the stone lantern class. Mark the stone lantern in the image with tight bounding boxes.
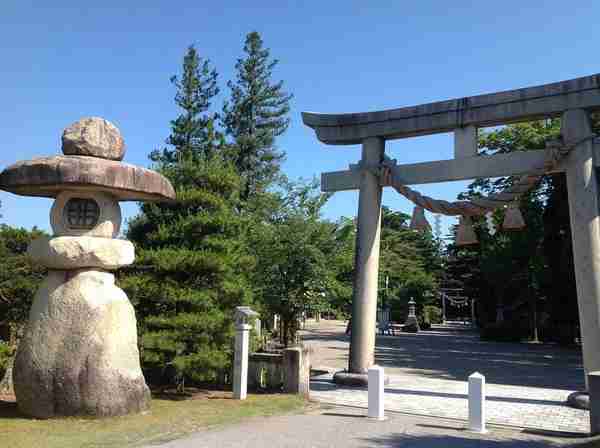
[403,297,420,333]
[0,117,175,418]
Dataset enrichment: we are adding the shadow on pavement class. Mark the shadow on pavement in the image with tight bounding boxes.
[362,433,561,447]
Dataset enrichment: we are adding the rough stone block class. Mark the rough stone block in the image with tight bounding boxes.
[62,117,125,161]
[13,270,150,418]
[283,347,310,398]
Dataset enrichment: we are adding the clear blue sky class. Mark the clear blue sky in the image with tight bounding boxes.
[1,1,599,238]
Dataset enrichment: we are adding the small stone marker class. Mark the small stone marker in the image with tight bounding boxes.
[468,372,487,433]
[368,365,385,420]
[233,306,258,400]
[589,371,600,435]
[283,347,310,398]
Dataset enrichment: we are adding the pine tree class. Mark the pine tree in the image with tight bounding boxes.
[120,46,253,390]
[151,46,221,163]
[222,31,293,199]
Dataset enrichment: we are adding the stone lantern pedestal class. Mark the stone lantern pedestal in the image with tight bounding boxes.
[0,117,175,418]
[403,298,420,333]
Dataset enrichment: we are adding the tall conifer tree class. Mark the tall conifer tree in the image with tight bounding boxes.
[121,46,252,390]
[222,31,293,199]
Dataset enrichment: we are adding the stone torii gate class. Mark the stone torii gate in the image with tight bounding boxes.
[302,75,600,391]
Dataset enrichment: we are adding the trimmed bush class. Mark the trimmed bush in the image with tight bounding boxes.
[0,341,13,380]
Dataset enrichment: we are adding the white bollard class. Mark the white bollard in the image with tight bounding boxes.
[233,323,251,400]
[368,365,385,420]
[468,372,487,433]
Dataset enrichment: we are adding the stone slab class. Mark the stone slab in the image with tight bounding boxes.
[0,155,175,202]
[302,73,600,144]
[28,236,135,270]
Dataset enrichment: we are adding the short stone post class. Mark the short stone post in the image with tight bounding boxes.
[233,323,251,400]
[254,318,261,339]
[589,372,600,435]
[283,347,310,398]
[441,293,447,324]
[468,372,486,433]
[233,306,258,400]
[368,365,385,420]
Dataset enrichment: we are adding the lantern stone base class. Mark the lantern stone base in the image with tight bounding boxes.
[14,269,150,418]
[402,316,420,333]
[333,370,389,387]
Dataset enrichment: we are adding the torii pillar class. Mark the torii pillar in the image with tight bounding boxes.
[563,109,600,390]
[348,138,385,377]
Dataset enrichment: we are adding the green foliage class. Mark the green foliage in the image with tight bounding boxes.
[446,118,600,342]
[249,180,346,345]
[422,305,442,325]
[151,45,222,164]
[0,225,46,327]
[222,31,293,199]
[121,46,253,390]
[0,340,13,379]
[379,207,441,321]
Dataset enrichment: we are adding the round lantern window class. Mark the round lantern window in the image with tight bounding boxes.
[63,198,100,230]
[50,191,122,238]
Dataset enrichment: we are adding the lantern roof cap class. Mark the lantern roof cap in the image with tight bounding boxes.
[0,155,175,202]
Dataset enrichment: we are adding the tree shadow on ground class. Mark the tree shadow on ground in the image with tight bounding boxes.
[372,329,584,389]
[362,432,562,447]
[301,322,584,390]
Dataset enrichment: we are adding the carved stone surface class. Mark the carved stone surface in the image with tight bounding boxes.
[62,117,125,160]
[28,236,134,270]
[50,191,122,238]
[0,156,176,202]
[13,270,151,418]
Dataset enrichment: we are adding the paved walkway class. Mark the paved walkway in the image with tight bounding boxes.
[302,320,589,434]
[151,405,580,447]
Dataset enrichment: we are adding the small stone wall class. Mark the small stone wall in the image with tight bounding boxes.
[248,347,310,397]
[248,352,283,391]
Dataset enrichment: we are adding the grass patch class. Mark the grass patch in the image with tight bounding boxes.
[0,393,306,448]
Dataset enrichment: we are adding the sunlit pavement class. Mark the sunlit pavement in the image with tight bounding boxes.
[302,320,589,434]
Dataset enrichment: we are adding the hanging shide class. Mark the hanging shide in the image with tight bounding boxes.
[410,206,431,232]
[502,202,526,231]
[456,216,478,246]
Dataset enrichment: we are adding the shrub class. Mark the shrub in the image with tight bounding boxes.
[422,305,442,325]
[0,341,13,380]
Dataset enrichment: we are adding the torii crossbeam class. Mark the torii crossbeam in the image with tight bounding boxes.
[303,74,600,429]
